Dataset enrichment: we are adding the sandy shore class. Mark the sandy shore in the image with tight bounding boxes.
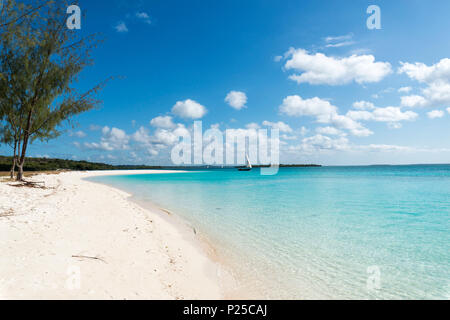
[0,170,224,300]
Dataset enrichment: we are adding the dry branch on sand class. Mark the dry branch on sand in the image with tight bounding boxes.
[0,208,14,218]
[7,180,48,189]
[72,255,107,264]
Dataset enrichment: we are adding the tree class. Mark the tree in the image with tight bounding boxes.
[0,0,106,180]
[0,110,20,179]
[0,0,53,29]
[0,0,28,178]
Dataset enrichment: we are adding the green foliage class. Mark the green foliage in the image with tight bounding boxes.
[0,155,167,172]
[0,0,107,180]
[1,0,101,140]
[0,155,322,172]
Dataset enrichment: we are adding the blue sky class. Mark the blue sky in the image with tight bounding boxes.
[3,0,450,165]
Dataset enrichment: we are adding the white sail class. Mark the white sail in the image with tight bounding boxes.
[246,154,252,169]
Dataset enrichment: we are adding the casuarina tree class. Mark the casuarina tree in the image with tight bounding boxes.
[0,0,107,180]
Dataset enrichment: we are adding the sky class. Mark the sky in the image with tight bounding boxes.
[2,0,450,166]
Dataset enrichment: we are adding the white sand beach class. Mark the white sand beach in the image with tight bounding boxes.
[0,171,224,300]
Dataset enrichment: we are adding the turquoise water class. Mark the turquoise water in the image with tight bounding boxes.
[89,166,450,299]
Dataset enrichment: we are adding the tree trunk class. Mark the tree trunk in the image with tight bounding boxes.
[10,139,17,179]
[16,149,27,181]
[16,110,33,181]
[10,158,16,179]
[16,163,24,181]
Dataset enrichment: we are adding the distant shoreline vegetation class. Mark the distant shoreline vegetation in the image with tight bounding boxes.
[0,156,321,172]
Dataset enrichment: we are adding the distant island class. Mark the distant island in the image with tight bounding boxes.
[0,156,321,172]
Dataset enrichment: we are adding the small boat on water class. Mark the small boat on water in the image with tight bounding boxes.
[238,154,252,171]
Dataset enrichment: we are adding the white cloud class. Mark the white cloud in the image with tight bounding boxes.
[316,126,344,136]
[279,95,372,137]
[84,126,129,151]
[102,127,129,149]
[152,124,190,147]
[131,123,190,150]
[353,101,375,110]
[131,126,151,144]
[328,114,373,137]
[279,95,337,120]
[245,123,260,130]
[290,134,350,153]
[422,82,450,105]
[300,126,309,136]
[152,129,178,146]
[281,95,417,135]
[324,34,353,43]
[359,144,414,152]
[150,116,176,129]
[136,12,151,24]
[136,12,149,19]
[287,137,443,157]
[399,58,450,107]
[89,124,101,131]
[324,33,355,48]
[400,95,428,108]
[398,86,412,93]
[284,48,392,85]
[274,55,283,62]
[115,22,128,33]
[399,58,450,84]
[325,41,355,48]
[287,136,449,157]
[345,110,373,121]
[304,134,349,150]
[172,99,207,119]
[78,120,196,164]
[262,121,293,133]
[225,91,247,110]
[70,130,86,138]
[372,107,418,122]
[447,107,450,114]
[347,107,418,123]
[280,134,297,141]
[427,110,444,119]
[388,122,403,129]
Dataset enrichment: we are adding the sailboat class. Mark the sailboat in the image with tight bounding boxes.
[238,154,252,171]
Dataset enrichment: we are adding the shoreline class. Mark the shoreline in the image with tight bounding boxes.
[84,171,243,299]
[89,174,270,300]
[0,170,225,299]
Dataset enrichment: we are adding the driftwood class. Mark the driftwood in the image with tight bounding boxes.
[160,208,172,216]
[8,180,47,189]
[71,255,107,263]
[0,209,15,218]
